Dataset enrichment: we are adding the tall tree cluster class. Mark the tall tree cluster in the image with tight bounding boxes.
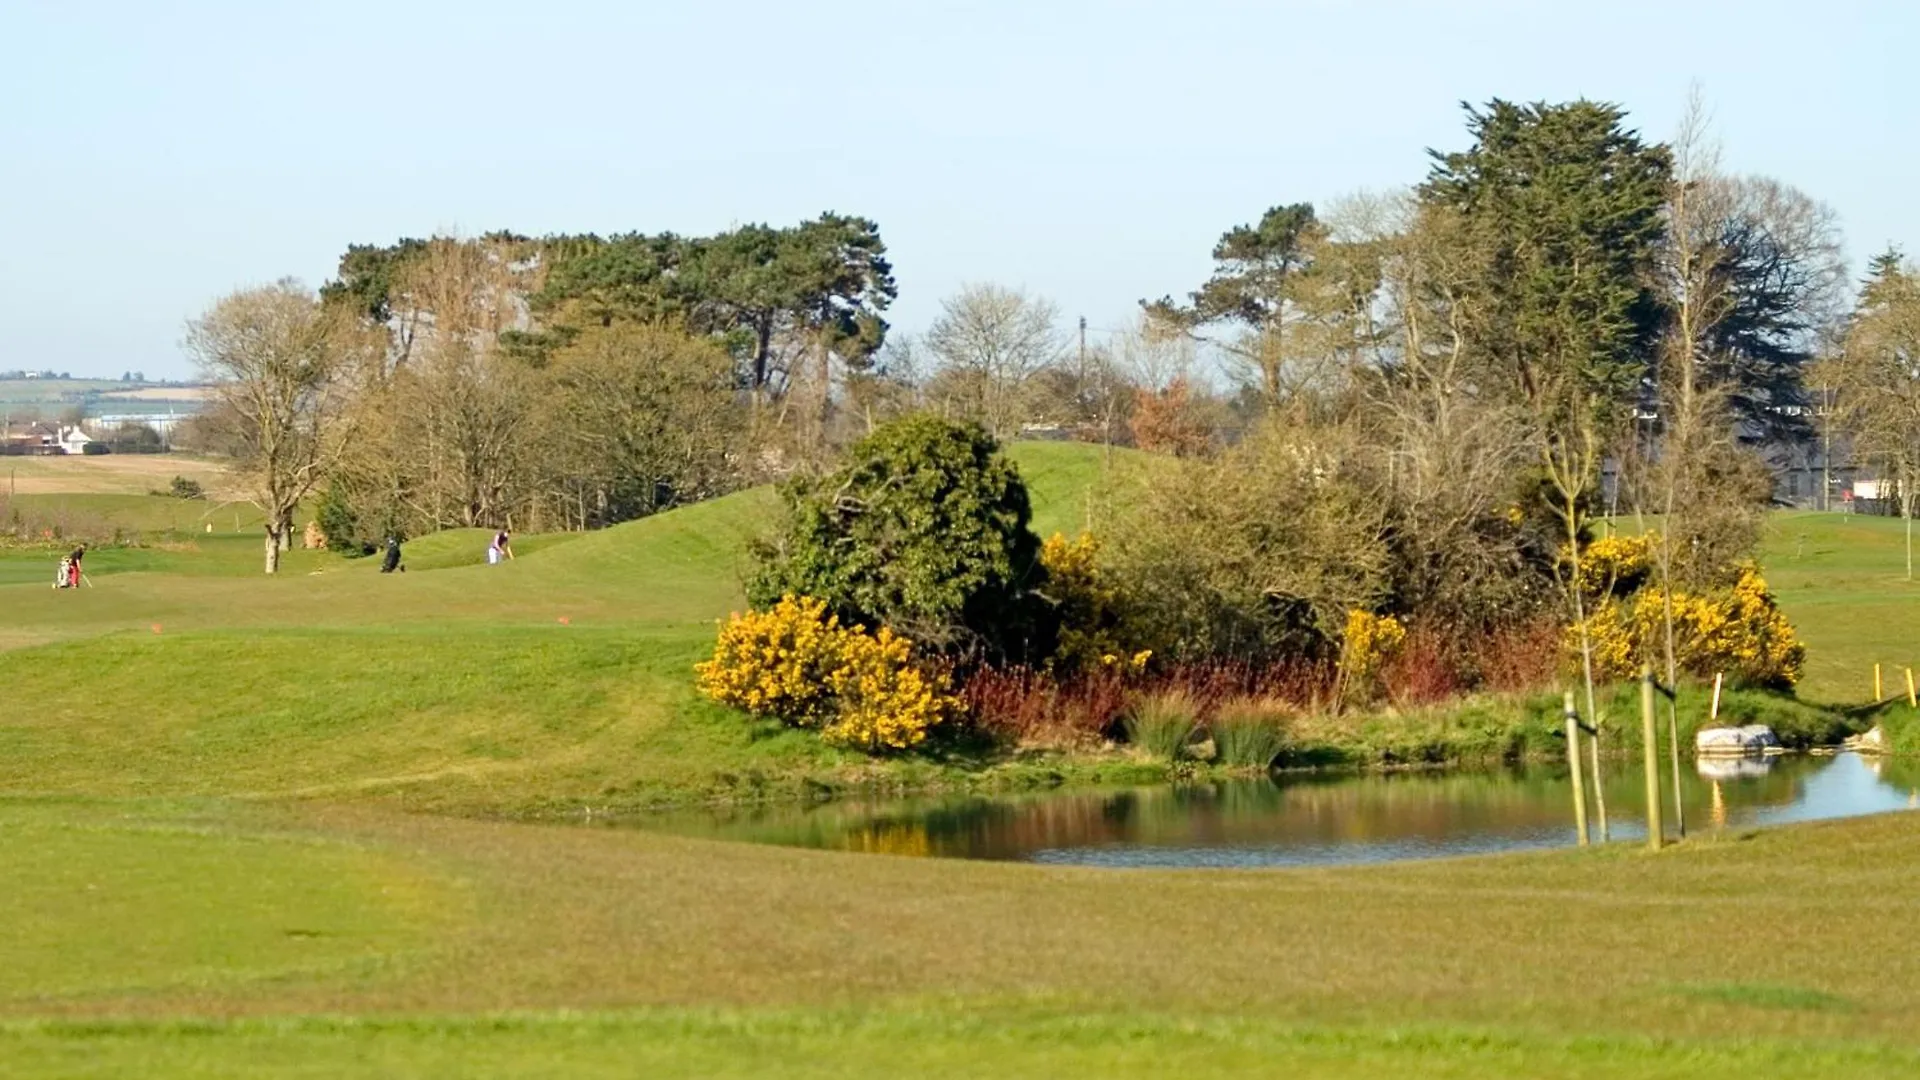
[273,215,896,549]
[1109,97,1854,679]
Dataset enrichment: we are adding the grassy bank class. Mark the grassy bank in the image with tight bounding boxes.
[0,449,1891,817]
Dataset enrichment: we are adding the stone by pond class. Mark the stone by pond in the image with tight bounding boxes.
[632,752,1920,869]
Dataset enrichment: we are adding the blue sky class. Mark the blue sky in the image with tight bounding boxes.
[3,0,1909,379]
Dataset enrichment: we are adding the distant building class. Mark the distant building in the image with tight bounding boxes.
[55,425,92,454]
[0,421,83,455]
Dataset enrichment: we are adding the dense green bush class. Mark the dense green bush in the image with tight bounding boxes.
[750,414,1055,663]
[315,481,365,554]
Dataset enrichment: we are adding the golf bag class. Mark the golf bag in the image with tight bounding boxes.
[54,556,73,589]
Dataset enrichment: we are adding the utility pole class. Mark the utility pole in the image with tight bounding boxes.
[1820,382,1834,512]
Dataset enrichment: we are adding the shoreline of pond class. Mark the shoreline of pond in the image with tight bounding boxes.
[606,750,1920,869]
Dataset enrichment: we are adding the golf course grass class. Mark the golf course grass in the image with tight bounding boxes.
[6,443,1920,1077]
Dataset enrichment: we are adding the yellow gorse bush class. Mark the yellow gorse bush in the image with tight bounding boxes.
[1574,531,1655,598]
[1040,531,1149,676]
[695,594,958,752]
[1339,609,1406,700]
[1571,563,1804,688]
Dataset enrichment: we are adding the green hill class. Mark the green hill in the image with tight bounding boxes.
[0,441,1143,809]
[0,442,1910,808]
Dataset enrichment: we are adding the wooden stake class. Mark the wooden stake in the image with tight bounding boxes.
[1668,699,1686,840]
[1564,691,1589,847]
[1590,718,1609,843]
[1906,668,1916,709]
[1876,662,1884,703]
[1710,673,1723,723]
[1641,664,1663,851]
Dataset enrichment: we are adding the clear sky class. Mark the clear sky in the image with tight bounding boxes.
[3,0,1910,379]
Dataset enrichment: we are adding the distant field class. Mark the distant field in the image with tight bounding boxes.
[0,378,128,402]
[0,454,232,498]
[93,386,213,403]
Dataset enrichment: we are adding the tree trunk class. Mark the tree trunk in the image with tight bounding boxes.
[264,527,282,574]
[753,321,773,395]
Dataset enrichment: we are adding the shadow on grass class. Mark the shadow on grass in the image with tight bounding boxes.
[1673,982,1858,1013]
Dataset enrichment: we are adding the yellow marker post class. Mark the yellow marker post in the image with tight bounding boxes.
[1906,668,1916,709]
[1563,691,1589,847]
[1876,663,1884,702]
[1640,664,1663,851]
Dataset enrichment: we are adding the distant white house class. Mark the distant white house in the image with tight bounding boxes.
[55,425,92,454]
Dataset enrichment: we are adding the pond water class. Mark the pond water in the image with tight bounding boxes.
[636,752,1920,868]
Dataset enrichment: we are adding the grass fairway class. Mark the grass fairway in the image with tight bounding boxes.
[1760,510,1920,702]
[6,444,1920,1076]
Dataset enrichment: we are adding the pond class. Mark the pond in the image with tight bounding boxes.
[635,752,1920,868]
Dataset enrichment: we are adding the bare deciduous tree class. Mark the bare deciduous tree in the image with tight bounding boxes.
[925,284,1064,438]
[1831,250,1920,577]
[186,280,361,573]
[541,322,742,526]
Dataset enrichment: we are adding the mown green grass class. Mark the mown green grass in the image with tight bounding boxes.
[10,1008,1920,1079]
[0,801,460,1006]
[6,444,1920,1077]
[1758,510,1920,703]
[11,797,1920,1075]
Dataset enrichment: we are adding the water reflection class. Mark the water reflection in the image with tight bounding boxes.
[633,752,1919,869]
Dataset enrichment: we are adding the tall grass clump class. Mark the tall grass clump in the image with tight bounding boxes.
[1208,696,1289,769]
[1123,689,1199,763]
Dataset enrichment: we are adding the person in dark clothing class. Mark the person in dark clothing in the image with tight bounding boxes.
[67,545,84,588]
[380,536,404,573]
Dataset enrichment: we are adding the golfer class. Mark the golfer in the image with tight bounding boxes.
[488,529,513,565]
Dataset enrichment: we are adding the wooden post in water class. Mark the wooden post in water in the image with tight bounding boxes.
[1641,664,1664,851]
[1589,717,1610,843]
[1564,691,1589,847]
[1668,700,1686,840]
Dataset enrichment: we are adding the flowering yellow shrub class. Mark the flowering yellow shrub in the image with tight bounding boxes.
[695,594,958,752]
[695,595,845,725]
[1340,609,1406,700]
[823,625,959,751]
[1569,564,1804,688]
[1040,532,1148,675]
[1574,532,1655,598]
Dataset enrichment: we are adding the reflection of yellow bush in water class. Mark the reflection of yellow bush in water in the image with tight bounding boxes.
[847,820,932,857]
[1571,563,1804,688]
[695,595,959,752]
